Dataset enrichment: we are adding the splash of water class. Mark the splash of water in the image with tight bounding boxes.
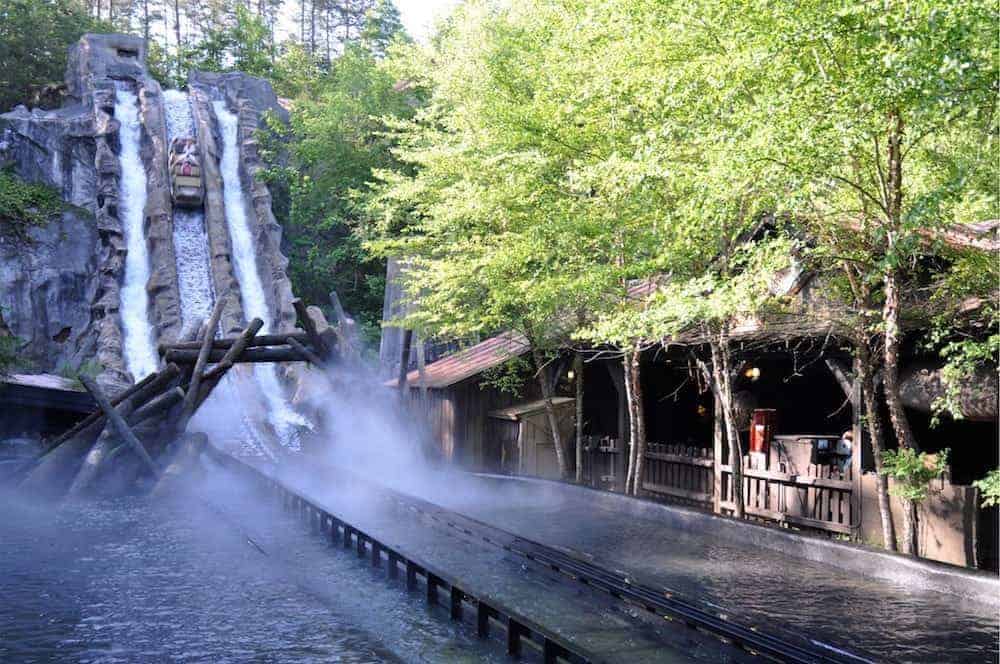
[163,90,214,328]
[213,101,306,447]
[115,82,158,381]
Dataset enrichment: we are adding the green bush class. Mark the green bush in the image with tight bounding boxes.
[0,169,62,239]
[881,448,950,503]
[973,469,1000,508]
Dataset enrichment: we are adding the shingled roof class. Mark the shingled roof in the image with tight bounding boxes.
[390,331,530,390]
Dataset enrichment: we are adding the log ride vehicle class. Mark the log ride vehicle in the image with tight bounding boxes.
[169,137,204,207]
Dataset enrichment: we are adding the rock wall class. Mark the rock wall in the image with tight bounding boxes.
[0,34,156,388]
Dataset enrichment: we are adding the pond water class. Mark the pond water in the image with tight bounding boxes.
[0,479,499,664]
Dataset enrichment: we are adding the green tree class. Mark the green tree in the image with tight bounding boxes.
[0,0,108,110]
[361,0,405,58]
[266,44,416,344]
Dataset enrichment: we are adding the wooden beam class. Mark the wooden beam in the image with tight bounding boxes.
[80,376,160,479]
[131,386,185,425]
[293,298,330,359]
[165,345,310,365]
[397,328,413,393]
[287,336,325,368]
[42,371,160,452]
[159,332,311,354]
[196,318,265,408]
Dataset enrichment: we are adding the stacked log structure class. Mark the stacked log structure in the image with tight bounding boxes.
[16,298,336,499]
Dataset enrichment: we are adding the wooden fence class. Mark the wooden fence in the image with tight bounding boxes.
[719,456,854,535]
[640,443,715,508]
[581,437,854,536]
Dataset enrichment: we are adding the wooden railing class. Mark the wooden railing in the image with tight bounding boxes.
[640,443,715,508]
[719,456,854,535]
[579,437,854,536]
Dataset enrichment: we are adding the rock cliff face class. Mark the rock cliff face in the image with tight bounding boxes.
[0,34,148,387]
[1,34,303,395]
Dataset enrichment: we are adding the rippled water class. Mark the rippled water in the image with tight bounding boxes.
[0,479,500,664]
[424,475,1000,663]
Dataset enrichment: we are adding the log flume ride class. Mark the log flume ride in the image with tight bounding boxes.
[213,451,876,664]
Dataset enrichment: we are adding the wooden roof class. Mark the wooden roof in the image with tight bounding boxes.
[488,397,574,421]
[391,331,530,389]
[0,372,95,413]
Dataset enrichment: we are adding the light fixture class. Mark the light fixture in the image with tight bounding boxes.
[744,366,761,381]
[567,370,576,381]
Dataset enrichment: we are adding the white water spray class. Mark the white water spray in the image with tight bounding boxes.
[163,90,214,328]
[213,101,306,446]
[115,82,158,380]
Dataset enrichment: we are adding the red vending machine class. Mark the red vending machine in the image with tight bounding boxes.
[750,409,777,456]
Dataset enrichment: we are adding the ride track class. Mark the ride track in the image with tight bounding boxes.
[210,450,876,664]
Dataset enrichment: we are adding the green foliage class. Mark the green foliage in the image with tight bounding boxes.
[263,45,416,346]
[0,334,20,376]
[361,0,408,59]
[881,447,950,503]
[480,356,533,398]
[55,359,101,387]
[0,169,63,240]
[0,0,108,110]
[924,250,999,421]
[973,469,1000,508]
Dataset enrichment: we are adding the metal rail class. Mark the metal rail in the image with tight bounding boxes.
[216,452,873,664]
[215,453,596,664]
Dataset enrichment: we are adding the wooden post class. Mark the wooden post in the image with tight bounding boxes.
[165,346,309,365]
[42,371,160,453]
[293,298,330,359]
[397,328,413,394]
[287,336,325,368]
[159,332,311,353]
[197,318,264,406]
[180,296,227,425]
[713,395,723,514]
[80,376,160,479]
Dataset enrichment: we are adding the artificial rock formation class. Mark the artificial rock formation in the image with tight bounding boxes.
[0,34,153,387]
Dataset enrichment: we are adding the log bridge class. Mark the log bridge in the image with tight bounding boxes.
[17,297,334,498]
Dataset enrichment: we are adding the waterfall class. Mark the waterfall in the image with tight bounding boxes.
[115,82,158,381]
[213,101,306,447]
[163,90,214,328]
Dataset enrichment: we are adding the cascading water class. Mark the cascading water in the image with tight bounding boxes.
[115,82,158,381]
[163,90,214,328]
[213,101,306,448]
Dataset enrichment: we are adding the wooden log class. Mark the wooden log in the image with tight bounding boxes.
[159,332,311,354]
[131,386,185,425]
[293,298,330,359]
[286,336,325,368]
[180,297,227,425]
[65,371,180,497]
[80,376,160,480]
[67,398,140,498]
[41,371,159,453]
[197,318,264,406]
[149,433,207,499]
[165,345,308,366]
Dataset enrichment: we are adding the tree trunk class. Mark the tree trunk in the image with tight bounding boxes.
[709,335,744,518]
[173,0,182,75]
[622,352,639,493]
[883,110,919,555]
[629,345,647,495]
[857,342,897,551]
[574,353,584,484]
[142,0,150,43]
[532,347,568,479]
